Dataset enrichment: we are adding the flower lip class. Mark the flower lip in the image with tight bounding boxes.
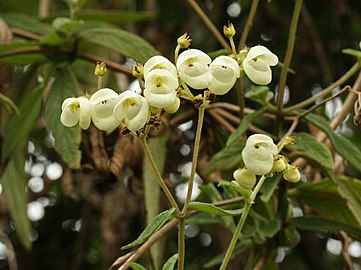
[145,69,179,90]
[143,55,177,78]
[245,45,278,66]
[89,88,118,105]
[176,48,212,68]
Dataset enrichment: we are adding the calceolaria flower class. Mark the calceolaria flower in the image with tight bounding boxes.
[143,55,178,78]
[113,90,149,132]
[242,45,278,85]
[242,134,278,175]
[283,165,301,183]
[144,69,178,108]
[89,88,121,133]
[176,49,212,89]
[233,168,256,190]
[60,96,91,129]
[272,155,288,173]
[208,55,240,95]
[164,97,180,114]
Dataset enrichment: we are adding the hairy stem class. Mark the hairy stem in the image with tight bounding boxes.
[140,136,180,213]
[186,0,231,51]
[177,217,186,270]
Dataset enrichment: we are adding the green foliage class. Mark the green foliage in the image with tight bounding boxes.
[128,262,147,270]
[0,149,31,250]
[244,85,274,106]
[122,208,176,250]
[2,12,52,34]
[188,201,244,216]
[45,67,82,169]
[218,181,252,198]
[161,253,178,270]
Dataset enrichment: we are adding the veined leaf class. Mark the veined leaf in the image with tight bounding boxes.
[1,85,43,162]
[128,262,147,270]
[245,85,274,106]
[0,150,31,250]
[122,208,176,250]
[305,113,361,172]
[78,27,158,63]
[2,13,52,35]
[218,180,251,198]
[291,216,361,239]
[161,253,178,270]
[260,174,281,202]
[188,202,243,216]
[293,132,333,169]
[45,68,81,169]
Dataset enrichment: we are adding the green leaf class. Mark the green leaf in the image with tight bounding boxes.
[45,68,81,169]
[122,208,176,250]
[218,180,252,198]
[342,48,361,59]
[204,141,245,175]
[2,13,52,35]
[198,183,223,202]
[161,253,178,270]
[78,27,158,63]
[288,179,359,226]
[143,132,169,269]
[260,174,281,202]
[305,113,361,171]
[226,107,267,147]
[186,212,225,225]
[329,175,361,226]
[188,202,243,216]
[251,211,281,238]
[128,262,147,270]
[293,132,333,169]
[245,85,274,106]
[0,41,47,64]
[290,216,361,239]
[2,86,43,162]
[0,93,20,115]
[0,150,31,250]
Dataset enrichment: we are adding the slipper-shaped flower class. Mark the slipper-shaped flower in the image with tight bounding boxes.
[60,96,91,130]
[143,55,178,78]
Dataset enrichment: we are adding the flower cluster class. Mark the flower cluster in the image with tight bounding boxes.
[60,30,278,134]
[234,134,301,189]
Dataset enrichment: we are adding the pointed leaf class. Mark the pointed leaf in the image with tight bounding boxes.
[293,132,333,169]
[305,113,361,172]
[218,180,252,198]
[128,262,147,270]
[45,68,81,169]
[161,253,178,270]
[78,27,158,63]
[188,202,243,216]
[291,216,361,239]
[2,86,43,162]
[260,174,281,202]
[2,13,52,35]
[245,85,274,106]
[121,208,176,250]
[0,150,31,250]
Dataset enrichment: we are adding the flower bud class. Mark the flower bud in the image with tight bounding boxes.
[223,22,236,39]
[284,136,296,146]
[177,33,192,49]
[94,61,107,76]
[283,165,301,183]
[272,155,288,173]
[165,97,180,114]
[132,64,144,79]
[233,168,256,190]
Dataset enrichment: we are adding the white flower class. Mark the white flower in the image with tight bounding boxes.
[164,97,180,114]
[242,45,278,85]
[242,134,278,175]
[60,96,91,129]
[233,168,256,189]
[144,69,178,108]
[143,55,177,78]
[89,88,121,133]
[208,55,240,95]
[176,49,212,89]
[113,90,149,131]
[283,165,301,183]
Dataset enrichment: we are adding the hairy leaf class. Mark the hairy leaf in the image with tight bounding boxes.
[2,13,52,35]
[0,150,31,250]
[45,68,81,169]
[122,208,176,250]
[161,253,178,270]
[293,132,333,169]
[218,180,252,198]
[2,85,43,162]
[188,202,243,216]
[78,27,158,63]
[305,113,361,171]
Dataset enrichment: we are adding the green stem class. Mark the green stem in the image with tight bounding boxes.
[140,136,180,213]
[238,0,260,51]
[97,76,102,90]
[186,0,231,51]
[219,175,267,270]
[182,102,206,213]
[284,62,361,113]
[275,0,303,134]
[178,217,186,270]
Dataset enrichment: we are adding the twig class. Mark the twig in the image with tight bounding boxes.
[238,0,261,51]
[208,109,236,133]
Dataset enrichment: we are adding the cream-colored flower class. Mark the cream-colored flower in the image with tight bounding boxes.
[164,97,180,114]
[89,88,121,133]
[242,45,278,85]
[113,90,149,131]
[242,134,278,175]
[208,56,240,95]
[143,55,177,78]
[176,49,212,89]
[233,168,256,189]
[60,96,91,130]
[144,69,178,108]
[283,165,301,183]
